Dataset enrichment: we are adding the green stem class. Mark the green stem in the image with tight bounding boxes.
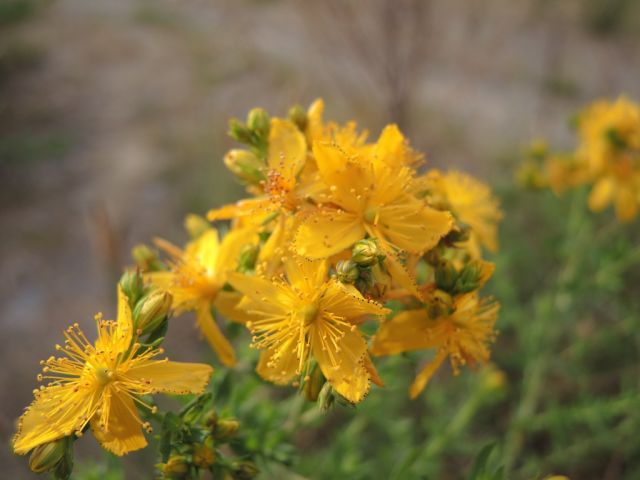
[503,191,588,474]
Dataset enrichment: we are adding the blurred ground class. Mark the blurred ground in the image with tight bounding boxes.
[2,0,640,478]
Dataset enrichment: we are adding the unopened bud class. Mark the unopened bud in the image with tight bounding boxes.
[231,460,260,480]
[304,365,326,402]
[336,260,359,284]
[204,410,218,431]
[119,270,144,305]
[352,239,381,267]
[229,118,253,144]
[161,455,189,478]
[224,149,266,184]
[317,382,335,412]
[454,260,483,293]
[29,439,67,474]
[238,243,259,272]
[132,244,161,271]
[214,419,240,441]
[184,214,211,239]
[426,290,453,319]
[134,290,172,334]
[480,364,507,393]
[246,108,270,138]
[434,260,458,292]
[193,442,216,469]
[288,104,307,131]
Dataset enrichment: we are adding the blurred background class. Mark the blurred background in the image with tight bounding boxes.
[2,0,640,478]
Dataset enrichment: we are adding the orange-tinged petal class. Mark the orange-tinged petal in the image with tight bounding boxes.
[295,210,365,259]
[90,392,146,456]
[196,304,236,367]
[127,360,213,395]
[409,350,447,399]
[13,385,97,455]
[371,309,436,356]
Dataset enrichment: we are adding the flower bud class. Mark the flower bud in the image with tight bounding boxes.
[184,214,211,239]
[204,409,218,431]
[426,290,453,319]
[161,455,189,478]
[352,239,381,267]
[288,104,307,131]
[134,290,172,334]
[228,118,253,144]
[237,243,259,272]
[454,260,483,293]
[214,419,240,441]
[434,260,458,292]
[119,270,144,305]
[317,382,335,412]
[28,439,67,474]
[231,460,260,480]
[303,365,326,402]
[479,364,507,394]
[336,260,359,284]
[224,149,266,185]
[193,442,216,469]
[246,108,270,138]
[132,244,162,271]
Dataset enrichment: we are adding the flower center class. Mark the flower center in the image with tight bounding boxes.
[94,366,114,385]
[301,304,319,327]
[363,206,380,225]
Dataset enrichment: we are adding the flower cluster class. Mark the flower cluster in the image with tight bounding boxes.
[519,96,640,222]
[139,99,501,402]
[14,99,501,478]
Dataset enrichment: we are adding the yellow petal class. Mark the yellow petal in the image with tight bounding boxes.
[284,257,327,294]
[377,198,453,253]
[115,285,133,348]
[375,239,423,300]
[215,226,260,279]
[371,309,435,356]
[215,290,258,324]
[615,186,638,222]
[207,197,277,223]
[312,326,370,404]
[320,280,389,318]
[255,341,299,385]
[188,229,220,274]
[409,350,447,399]
[373,124,419,167]
[227,271,296,316]
[13,385,96,455]
[196,304,236,367]
[90,392,147,456]
[295,210,365,259]
[268,118,307,188]
[588,177,615,212]
[127,360,213,395]
[363,354,384,388]
[306,98,325,144]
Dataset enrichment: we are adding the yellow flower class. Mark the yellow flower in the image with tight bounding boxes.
[228,257,389,403]
[424,170,502,256]
[13,287,213,456]
[294,140,452,298]
[306,98,369,152]
[371,293,499,399]
[148,226,258,366]
[208,117,308,224]
[587,168,640,222]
